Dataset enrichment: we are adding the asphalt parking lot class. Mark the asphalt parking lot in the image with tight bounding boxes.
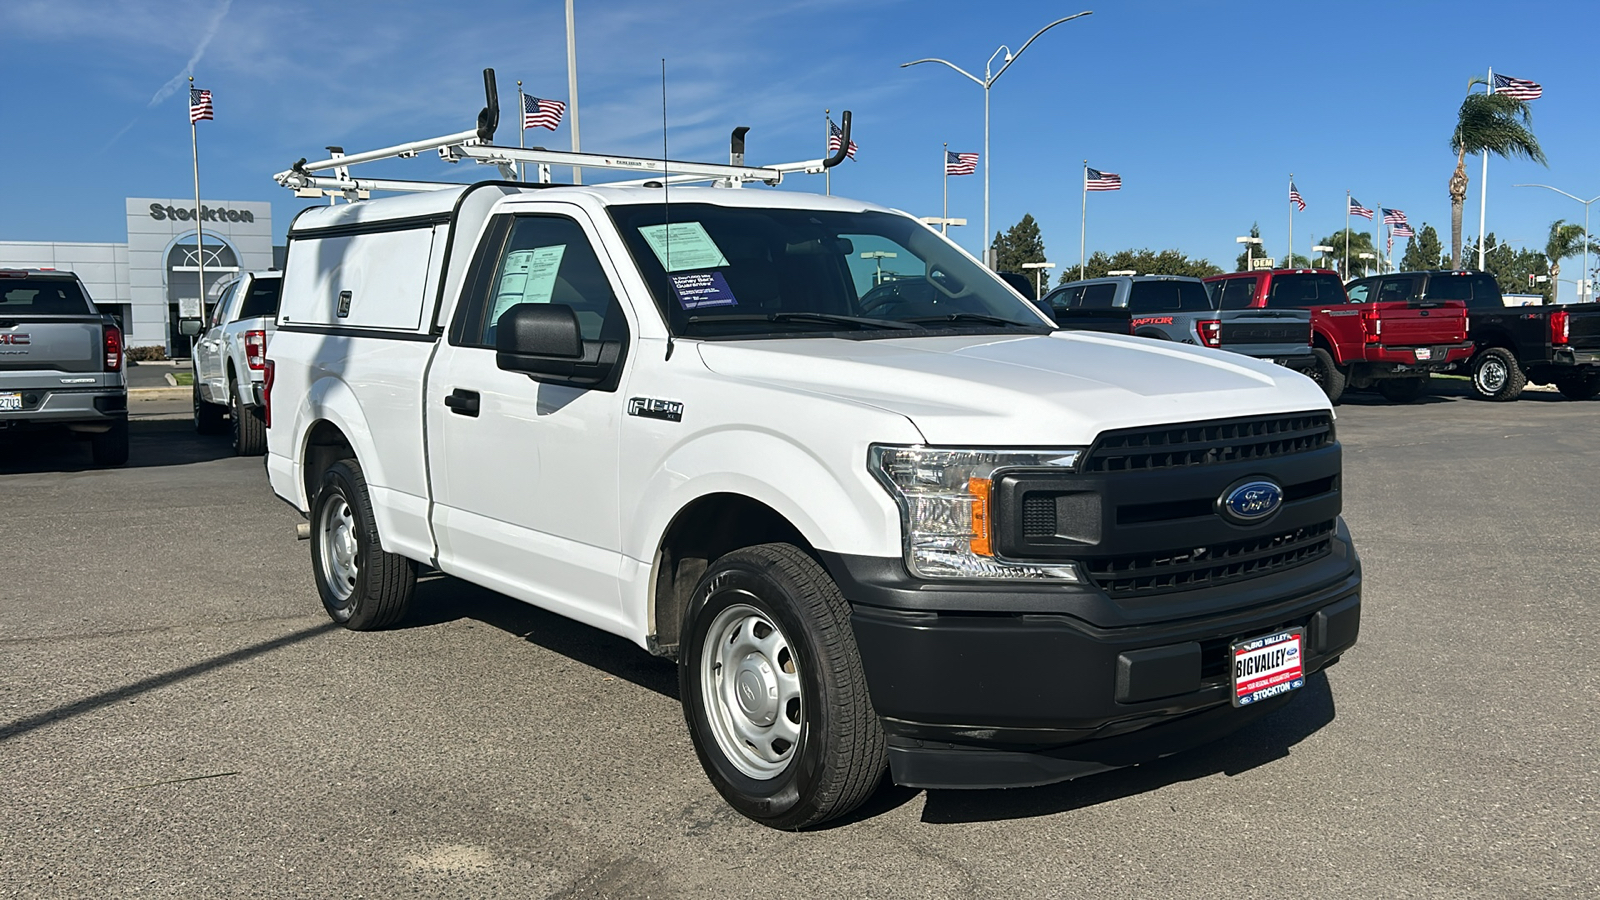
[2,385,1595,899]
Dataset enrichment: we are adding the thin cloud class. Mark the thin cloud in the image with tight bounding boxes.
[148,0,232,107]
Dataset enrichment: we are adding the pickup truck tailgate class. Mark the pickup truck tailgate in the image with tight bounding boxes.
[0,318,109,387]
[1219,310,1311,348]
[1377,302,1467,346]
[1567,305,1600,353]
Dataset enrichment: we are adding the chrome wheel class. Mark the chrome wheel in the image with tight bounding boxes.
[1476,358,1508,394]
[318,495,359,603]
[700,602,804,780]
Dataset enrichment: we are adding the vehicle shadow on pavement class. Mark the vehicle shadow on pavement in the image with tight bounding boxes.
[404,572,680,700]
[0,420,235,474]
[914,672,1338,825]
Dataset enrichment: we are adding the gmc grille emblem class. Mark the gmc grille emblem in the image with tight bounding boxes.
[0,334,29,344]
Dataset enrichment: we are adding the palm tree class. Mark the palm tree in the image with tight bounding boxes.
[1543,219,1599,300]
[1318,229,1378,278]
[1448,87,1546,269]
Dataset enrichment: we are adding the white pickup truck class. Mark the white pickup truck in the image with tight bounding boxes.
[190,270,280,455]
[266,181,1362,828]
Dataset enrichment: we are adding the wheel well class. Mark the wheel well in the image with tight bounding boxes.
[649,493,810,659]
[301,420,355,508]
[1312,332,1334,352]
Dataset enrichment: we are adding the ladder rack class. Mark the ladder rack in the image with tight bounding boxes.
[273,69,852,200]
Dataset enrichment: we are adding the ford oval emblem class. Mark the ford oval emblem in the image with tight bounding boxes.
[1218,479,1283,524]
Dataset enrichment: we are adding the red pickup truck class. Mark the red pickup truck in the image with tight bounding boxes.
[1204,269,1472,402]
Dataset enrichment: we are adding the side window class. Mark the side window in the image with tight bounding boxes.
[1219,278,1256,310]
[1346,282,1370,304]
[1377,278,1416,303]
[210,283,237,328]
[1079,283,1117,309]
[456,215,627,348]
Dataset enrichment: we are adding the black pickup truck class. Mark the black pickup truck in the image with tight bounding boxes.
[1346,271,1600,401]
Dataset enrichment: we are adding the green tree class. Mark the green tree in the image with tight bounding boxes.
[1234,223,1265,272]
[1448,85,1546,268]
[1400,224,1446,271]
[990,214,1046,274]
[1466,233,1553,302]
[1543,219,1600,301]
[1319,228,1379,278]
[1061,248,1221,283]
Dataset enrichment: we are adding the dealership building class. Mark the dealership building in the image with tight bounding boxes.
[0,198,280,354]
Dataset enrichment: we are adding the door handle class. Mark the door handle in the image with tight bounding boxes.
[445,388,480,417]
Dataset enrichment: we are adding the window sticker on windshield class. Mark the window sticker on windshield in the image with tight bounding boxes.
[638,222,729,273]
[490,245,566,323]
[669,272,738,310]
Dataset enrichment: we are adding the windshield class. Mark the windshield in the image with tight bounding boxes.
[607,204,1051,338]
[1127,280,1212,312]
[1426,273,1501,308]
[1266,273,1348,309]
[236,278,281,320]
[0,277,91,314]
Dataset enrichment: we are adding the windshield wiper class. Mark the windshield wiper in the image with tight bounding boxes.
[903,313,1042,328]
[684,313,922,331]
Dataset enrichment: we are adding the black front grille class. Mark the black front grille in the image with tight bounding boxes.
[1085,411,1333,473]
[1023,495,1056,538]
[1085,519,1336,598]
[1220,323,1312,346]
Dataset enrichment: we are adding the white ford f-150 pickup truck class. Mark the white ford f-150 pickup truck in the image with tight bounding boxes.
[266,181,1361,829]
[190,270,280,455]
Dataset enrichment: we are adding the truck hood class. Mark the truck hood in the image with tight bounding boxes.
[696,331,1330,445]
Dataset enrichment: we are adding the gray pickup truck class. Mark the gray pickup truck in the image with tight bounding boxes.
[0,269,128,465]
[1043,275,1315,369]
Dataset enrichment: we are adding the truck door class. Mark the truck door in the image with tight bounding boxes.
[196,280,238,403]
[426,210,633,632]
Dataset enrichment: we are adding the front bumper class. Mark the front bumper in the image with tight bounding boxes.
[822,524,1361,789]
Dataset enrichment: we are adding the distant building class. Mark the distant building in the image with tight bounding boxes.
[0,198,278,355]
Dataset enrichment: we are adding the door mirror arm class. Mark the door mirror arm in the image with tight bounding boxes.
[494,303,626,392]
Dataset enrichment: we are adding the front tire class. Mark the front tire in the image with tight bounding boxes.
[1306,348,1346,403]
[1377,375,1431,403]
[680,543,886,830]
[1470,347,1526,401]
[230,379,266,456]
[310,458,415,630]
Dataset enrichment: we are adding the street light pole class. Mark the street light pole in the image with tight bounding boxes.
[901,12,1093,269]
[1515,183,1600,303]
[1022,261,1056,298]
[1236,235,1262,271]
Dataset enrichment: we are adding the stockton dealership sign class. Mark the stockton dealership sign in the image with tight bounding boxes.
[148,203,256,224]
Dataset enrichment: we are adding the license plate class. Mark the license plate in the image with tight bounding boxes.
[1231,628,1305,707]
[0,392,20,411]
[1415,347,1433,361]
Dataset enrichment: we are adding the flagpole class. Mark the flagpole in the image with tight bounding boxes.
[565,0,582,185]
[517,81,526,183]
[1477,67,1491,271]
[1287,173,1294,268]
[942,142,949,236]
[1080,160,1088,280]
[189,76,205,351]
[824,109,831,197]
[1344,191,1351,279]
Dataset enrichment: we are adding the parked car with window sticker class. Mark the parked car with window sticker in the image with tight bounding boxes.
[267,182,1362,829]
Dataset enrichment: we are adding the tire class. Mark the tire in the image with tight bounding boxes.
[90,418,129,466]
[230,379,266,456]
[1555,371,1600,401]
[193,381,227,434]
[1469,347,1526,401]
[680,543,886,830]
[1376,375,1431,403]
[1306,348,1346,403]
[310,458,415,630]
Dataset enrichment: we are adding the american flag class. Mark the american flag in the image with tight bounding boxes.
[1382,207,1408,225]
[828,118,857,160]
[1349,197,1374,220]
[945,151,978,176]
[189,88,213,124]
[1492,73,1542,101]
[523,94,566,131]
[1392,221,1415,238]
[1085,167,1121,191]
[1289,182,1306,211]
[1387,232,1393,254]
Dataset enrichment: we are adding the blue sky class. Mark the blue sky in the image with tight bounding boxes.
[4,0,1596,298]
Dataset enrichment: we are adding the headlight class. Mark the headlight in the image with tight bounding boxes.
[869,445,1085,581]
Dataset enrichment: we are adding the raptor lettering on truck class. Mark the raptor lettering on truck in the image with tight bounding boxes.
[1130,316,1174,327]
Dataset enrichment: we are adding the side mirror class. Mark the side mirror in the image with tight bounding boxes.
[494,303,625,391]
[179,318,203,336]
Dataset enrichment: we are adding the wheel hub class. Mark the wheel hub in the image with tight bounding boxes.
[318,498,359,602]
[1479,360,1507,392]
[733,655,779,725]
[699,602,805,780]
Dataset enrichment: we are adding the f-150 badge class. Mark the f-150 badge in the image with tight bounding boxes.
[628,397,683,422]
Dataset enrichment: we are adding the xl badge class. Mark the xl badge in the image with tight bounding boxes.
[628,397,683,422]
[1217,478,1283,524]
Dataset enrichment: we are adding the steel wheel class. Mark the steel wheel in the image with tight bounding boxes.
[699,602,804,780]
[1476,357,1508,394]
[317,494,359,604]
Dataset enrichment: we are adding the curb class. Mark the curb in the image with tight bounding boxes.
[130,387,190,400]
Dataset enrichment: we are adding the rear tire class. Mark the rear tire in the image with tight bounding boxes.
[231,380,266,456]
[1469,347,1526,401]
[680,543,886,830]
[193,382,227,434]
[310,458,415,630]
[1555,371,1600,400]
[90,418,129,466]
[1306,348,1346,403]
[1377,375,1431,403]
